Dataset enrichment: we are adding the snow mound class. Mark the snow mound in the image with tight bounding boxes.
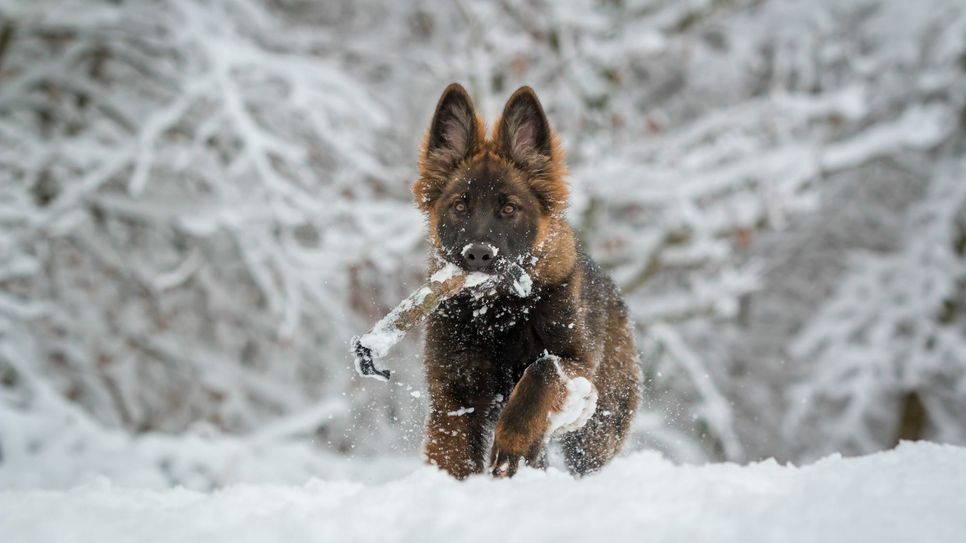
[2,442,963,543]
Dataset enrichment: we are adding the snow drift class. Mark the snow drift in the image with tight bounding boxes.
[1,442,964,543]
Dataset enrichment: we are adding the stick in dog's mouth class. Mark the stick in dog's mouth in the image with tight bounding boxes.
[351,258,531,381]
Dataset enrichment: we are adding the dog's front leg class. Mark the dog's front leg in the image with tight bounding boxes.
[423,355,496,480]
[490,353,598,477]
[425,393,491,479]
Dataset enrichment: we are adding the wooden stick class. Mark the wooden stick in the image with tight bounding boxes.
[352,260,531,381]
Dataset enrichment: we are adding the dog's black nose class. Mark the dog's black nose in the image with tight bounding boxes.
[462,243,495,271]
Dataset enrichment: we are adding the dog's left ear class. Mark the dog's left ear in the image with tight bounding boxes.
[497,87,568,213]
[497,86,553,169]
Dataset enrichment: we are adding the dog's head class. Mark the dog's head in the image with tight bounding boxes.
[413,83,570,276]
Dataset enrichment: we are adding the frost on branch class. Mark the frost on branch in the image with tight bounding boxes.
[0,0,423,460]
[785,163,966,461]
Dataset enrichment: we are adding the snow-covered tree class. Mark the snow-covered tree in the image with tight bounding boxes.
[0,0,431,468]
[785,162,966,461]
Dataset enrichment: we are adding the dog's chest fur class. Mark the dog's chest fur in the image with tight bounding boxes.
[429,281,577,377]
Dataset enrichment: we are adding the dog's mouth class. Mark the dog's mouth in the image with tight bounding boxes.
[433,249,533,299]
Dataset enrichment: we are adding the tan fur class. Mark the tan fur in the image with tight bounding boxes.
[491,357,567,456]
[490,116,569,214]
[424,381,491,480]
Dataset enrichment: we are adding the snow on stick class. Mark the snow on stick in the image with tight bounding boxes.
[351,259,531,381]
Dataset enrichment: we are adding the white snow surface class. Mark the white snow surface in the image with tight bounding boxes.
[1,442,964,543]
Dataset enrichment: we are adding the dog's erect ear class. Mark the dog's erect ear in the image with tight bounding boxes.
[496,86,568,213]
[424,83,480,166]
[497,86,552,168]
[415,83,482,212]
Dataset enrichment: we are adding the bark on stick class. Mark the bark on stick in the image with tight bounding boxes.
[351,261,531,381]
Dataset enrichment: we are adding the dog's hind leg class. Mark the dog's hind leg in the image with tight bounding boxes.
[558,388,634,476]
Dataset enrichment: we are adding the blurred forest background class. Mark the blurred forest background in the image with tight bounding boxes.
[1,0,965,489]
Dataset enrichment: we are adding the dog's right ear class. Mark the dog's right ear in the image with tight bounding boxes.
[415,83,482,211]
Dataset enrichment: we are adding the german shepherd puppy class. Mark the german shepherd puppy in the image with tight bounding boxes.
[413,83,640,479]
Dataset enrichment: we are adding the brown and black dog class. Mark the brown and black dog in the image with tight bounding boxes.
[413,83,641,479]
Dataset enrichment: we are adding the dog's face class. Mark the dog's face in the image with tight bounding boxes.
[413,84,568,273]
[432,160,542,271]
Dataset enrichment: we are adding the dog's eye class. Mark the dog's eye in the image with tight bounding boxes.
[501,204,516,216]
[454,202,467,213]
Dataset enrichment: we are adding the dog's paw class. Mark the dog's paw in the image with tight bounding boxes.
[489,428,541,478]
[490,447,522,478]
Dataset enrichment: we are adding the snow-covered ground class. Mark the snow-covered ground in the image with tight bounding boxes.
[2,442,963,543]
